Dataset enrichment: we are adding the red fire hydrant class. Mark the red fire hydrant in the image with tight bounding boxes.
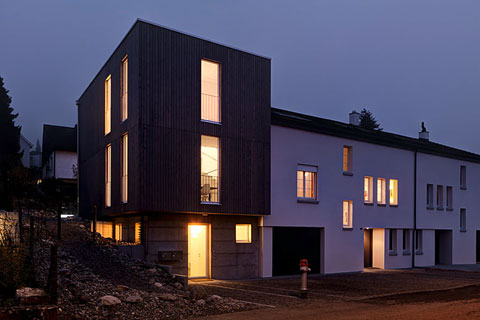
[299,259,311,298]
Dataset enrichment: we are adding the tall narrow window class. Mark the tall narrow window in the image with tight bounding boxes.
[343,146,352,174]
[415,230,423,253]
[134,222,141,244]
[426,184,434,209]
[105,144,111,207]
[201,59,220,123]
[446,186,453,210]
[402,229,410,253]
[105,75,111,135]
[436,185,444,210]
[389,229,397,253]
[121,133,128,203]
[389,179,398,206]
[377,178,386,205]
[297,165,318,200]
[121,56,128,121]
[201,135,220,203]
[115,223,122,242]
[460,166,467,189]
[343,200,353,228]
[460,208,467,232]
[364,176,373,204]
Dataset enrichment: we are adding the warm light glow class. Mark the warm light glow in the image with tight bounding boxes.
[105,145,111,207]
[364,177,373,203]
[297,167,317,200]
[92,221,113,239]
[115,223,122,242]
[343,146,352,172]
[343,200,353,228]
[236,224,251,243]
[121,56,128,121]
[201,135,219,202]
[135,222,141,244]
[188,224,208,278]
[389,179,398,205]
[201,60,220,122]
[105,75,111,135]
[377,178,386,204]
[121,134,128,203]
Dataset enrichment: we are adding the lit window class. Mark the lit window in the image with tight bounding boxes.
[201,135,220,203]
[460,208,466,232]
[446,186,453,210]
[236,224,251,243]
[402,229,410,253]
[389,179,398,206]
[115,223,122,242]
[460,166,467,189]
[415,230,423,253]
[389,229,397,253]
[426,184,434,208]
[92,221,113,239]
[201,59,220,123]
[105,75,111,135]
[377,178,386,205]
[121,56,128,121]
[364,176,373,204]
[436,185,443,209]
[121,133,128,203]
[297,165,317,200]
[343,146,352,173]
[135,222,141,244]
[105,144,111,207]
[343,200,353,228]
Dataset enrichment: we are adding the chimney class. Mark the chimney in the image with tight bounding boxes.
[349,111,360,126]
[419,122,429,141]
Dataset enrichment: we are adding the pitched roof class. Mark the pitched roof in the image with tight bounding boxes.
[42,124,77,166]
[272,108,480,164]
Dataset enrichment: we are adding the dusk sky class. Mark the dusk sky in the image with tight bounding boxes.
[1,1,479,152]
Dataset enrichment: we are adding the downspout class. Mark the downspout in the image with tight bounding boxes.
[413,150,417,269]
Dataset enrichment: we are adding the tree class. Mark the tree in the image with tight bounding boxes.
[0,76,22,210]
[359,108,383,131]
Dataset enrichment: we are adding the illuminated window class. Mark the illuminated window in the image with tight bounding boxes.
[121,133,128,203]
[446,186,453,210]
[236,224,251,243]
[343,200,353,228]
[389,229,397,253]
[121,56,128,121]
[297,165,317,200]
[389,179,398,206]
[460,166,466,189]
[343,146,352,173]
[135,222,141,244]
[436,185,443,209]
[92,221,113,239]
[426,184,434,208]
[402,229,410,253]
[105,144,111,207]
[201,59,220,123]
[377,178,386,205]
[364,176,373,204]
[115,223,122,241]
[105,75,111,135]
[460,208,466,232]
[201,135,220,203]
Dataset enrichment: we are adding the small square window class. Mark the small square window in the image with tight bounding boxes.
[389,179,398,206]
[377,178,386,205]
[236,224,251,243]
[364,176,373,204]
[343,200,353,228]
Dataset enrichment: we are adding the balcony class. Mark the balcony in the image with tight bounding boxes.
[201,174,219,203]
[201,93,220,123]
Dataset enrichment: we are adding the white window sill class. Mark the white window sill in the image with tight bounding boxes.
[389,251,398,256]
[364,202,374,206]
[342,227,353,231]
[201,119,222,125]
[436,207,444,211]
[460,186,467,190]
[389,204,399,208]
[402,251,411,256]
[426,205,434,210]
[377,203,386,207]
[343,172,353,176]
[200,202,221,206]
[297,198,319,204]
[446,208,454,211]
[460,229,467,233]
[415,250,423,255]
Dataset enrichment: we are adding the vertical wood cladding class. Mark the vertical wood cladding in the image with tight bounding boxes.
[78,20,270,219]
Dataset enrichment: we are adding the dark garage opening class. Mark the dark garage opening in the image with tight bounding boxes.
[476,231,480,263]
[272,227,321,276]
[435,230,452,265]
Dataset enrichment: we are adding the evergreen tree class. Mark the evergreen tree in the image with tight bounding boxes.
[359,108,383,131]
[0,76,22,209]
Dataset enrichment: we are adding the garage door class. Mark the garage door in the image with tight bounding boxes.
[272,227,321,276]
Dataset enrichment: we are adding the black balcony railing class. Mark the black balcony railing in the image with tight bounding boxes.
[201,174,219,203]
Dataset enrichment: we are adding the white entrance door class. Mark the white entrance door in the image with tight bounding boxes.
[188,224,209,278]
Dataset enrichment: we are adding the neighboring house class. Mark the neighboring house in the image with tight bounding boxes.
[77,19,270,280]
[79,19,480,280]
[19,134,33,168]
[42,124,77,180]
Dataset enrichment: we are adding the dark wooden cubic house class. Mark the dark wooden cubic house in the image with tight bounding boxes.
[77,19,271,279]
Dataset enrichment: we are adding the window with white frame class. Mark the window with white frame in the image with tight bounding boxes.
[415,230,423,253]
[121,56,128,121]
[436,185,443,209]
[364,176,373,204]
[426,184,434,209]
[389,229,397,254]
[105,75,111,135]
[236,224,251,243]
[389,179,398,206]
[201,59,220,123]
[105,144,111,207]
[121,133,128,203]
[297,165,317,201]
[377,178,386,205]
[460,165,467,189]
[446,186,453,210]
[343,146,352,174]
[343,200,353,228]
[460,208,467,232]
[402,229,410,254]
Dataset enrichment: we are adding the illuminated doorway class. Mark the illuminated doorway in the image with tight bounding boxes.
[188,224,210,278]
